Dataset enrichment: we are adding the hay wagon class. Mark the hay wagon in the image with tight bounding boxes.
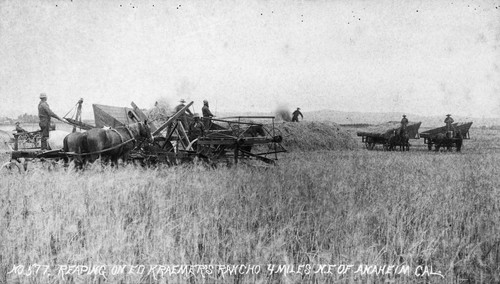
[356,121,422,150]
[420,122,472,151]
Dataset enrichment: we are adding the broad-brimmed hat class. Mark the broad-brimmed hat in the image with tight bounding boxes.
[193,113,200,118]
[40,93,47,99]
[179,99,186,103]
[446,114,451,116]
[15,121,20,125]
[203,99,208,104]
[402,114,406,117]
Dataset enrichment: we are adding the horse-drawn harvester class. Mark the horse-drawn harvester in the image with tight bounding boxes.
[420,122,473,151]
[356,121,422,151]
[1,99,286,172]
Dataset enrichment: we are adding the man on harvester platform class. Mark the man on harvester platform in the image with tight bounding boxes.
[175,99,193,129]
[202,99,214,118]
[38,93,63,150]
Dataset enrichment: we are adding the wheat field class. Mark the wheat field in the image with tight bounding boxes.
[0,127,499,283]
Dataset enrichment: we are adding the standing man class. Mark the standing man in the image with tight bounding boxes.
[38,93,63,150]
[201,100,214,118]
[201,99,214,129]
[292,107,303,122]
[400,114,409,134]
[444,114,454,138]
[174,99,193,129]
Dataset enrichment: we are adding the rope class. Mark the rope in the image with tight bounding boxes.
[63,101,79,119]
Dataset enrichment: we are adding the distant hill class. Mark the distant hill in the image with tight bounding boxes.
[303,110,500,128]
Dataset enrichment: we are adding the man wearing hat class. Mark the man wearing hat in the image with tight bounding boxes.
[174,99,193,130]
[444,114,455,138]
[15,121,27,134]
[400,114,409,133]
[38,93,63,150]
[292,107,303,122]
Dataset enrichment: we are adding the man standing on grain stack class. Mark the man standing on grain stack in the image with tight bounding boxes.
[292,107,303,122]
[38,93,63,150]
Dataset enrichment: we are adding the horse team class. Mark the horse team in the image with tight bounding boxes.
[63,121,153,167]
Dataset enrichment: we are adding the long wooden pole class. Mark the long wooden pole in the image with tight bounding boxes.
[152,101,194,136]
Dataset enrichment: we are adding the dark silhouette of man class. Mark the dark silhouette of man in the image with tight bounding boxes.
[292,108,303,122]
[202,100,214,118]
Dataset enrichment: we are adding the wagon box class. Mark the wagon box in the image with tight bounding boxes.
[420,122,472,151]
[356,121,422,150]
[419,122,472,139]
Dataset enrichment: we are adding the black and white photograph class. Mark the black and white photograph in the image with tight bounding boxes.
[1,0,499,283]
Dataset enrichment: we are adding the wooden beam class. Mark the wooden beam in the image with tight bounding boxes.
[152,101,194,136]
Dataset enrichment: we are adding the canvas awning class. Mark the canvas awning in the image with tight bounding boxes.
[93,104,136,128]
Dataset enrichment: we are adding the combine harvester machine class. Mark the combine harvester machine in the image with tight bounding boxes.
[2,99,287,172]
[150,106,286,165]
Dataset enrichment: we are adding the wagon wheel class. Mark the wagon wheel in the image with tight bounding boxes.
[383,142,390,151]
[0,161,25,173]
[365,142,375,150]
[427,141,433,151]
[365,137,375,150]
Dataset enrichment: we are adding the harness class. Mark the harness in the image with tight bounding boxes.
[110,126,137,154]
[64,125,139,157]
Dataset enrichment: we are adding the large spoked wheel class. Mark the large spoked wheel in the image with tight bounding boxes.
[1,161,25,173]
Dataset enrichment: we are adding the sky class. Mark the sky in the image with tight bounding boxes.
[1,0,499,120]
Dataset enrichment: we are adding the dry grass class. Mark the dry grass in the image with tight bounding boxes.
[1,148,499,283]
[1,127,499,283]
